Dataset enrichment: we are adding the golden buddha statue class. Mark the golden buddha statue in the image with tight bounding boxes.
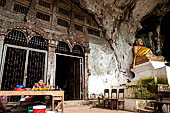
[132,38,164,69]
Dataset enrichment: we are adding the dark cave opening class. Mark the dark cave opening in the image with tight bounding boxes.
[161,11,170,62]
[136,14,161,55]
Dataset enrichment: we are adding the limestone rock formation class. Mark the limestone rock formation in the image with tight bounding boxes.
[76,0,170,93]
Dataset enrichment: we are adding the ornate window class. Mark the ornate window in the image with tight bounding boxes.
[58,7,70,16]
[74,24,83,32]
[0,0,6,7]
[57,18,69,28]
[13,3,29,14]
[28,36,48,50]
[56,42,70,54]
[87,28,100,37]
[72,45,83,56]
[4,30,48,50]
[2,30,47,93]
[4,30,27,46]
[36,11,51,22]
[39,0,51,9]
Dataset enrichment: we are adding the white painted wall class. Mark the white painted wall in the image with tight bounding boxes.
[87,38,119,96]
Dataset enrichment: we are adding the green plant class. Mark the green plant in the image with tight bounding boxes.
[128,77,168,99]
[134,77,166,99]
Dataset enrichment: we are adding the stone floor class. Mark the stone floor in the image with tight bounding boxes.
[5,100,135,113]
[64,106,134,113]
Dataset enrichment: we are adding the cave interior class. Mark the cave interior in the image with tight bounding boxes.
[136,11,170,61]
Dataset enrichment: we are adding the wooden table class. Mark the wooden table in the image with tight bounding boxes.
[0,91,64,113]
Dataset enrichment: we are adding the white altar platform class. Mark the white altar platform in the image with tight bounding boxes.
[132,61,170,84]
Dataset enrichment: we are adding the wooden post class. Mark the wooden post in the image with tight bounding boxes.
[47,44,56,86]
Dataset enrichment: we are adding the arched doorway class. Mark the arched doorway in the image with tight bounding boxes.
[55,42,84,100]
[161,11,170,61]
[0,30,48,91]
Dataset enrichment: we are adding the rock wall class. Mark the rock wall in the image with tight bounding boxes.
[88,36,118,95]
[79,0,170,96]
[88,23,135,95]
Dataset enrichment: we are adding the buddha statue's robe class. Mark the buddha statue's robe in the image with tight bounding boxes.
[133,46,164,70]
[135,46,151,57]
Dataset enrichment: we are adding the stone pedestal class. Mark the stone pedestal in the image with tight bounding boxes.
[132,61,170,84]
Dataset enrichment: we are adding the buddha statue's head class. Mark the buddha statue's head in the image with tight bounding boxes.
[136,38,143,46]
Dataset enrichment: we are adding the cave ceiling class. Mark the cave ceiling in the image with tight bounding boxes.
[70,0,170,29]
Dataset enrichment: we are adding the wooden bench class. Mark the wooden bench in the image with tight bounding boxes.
[151,91,170,113]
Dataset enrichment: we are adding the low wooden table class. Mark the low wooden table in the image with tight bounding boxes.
[0,91,64,113]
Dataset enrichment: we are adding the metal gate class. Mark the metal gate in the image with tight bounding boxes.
[0,30,48,90]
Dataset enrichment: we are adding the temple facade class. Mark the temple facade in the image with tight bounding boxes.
[1,0,169,100]
[0,0,104,100]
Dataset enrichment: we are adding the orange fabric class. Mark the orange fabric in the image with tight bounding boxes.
[133,46,151,71]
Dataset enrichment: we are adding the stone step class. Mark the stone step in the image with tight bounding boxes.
[64,100,98,108]
[138,108,154,113]
[145,106,154,110]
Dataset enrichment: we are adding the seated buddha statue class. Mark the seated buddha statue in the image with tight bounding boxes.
[132,38,164,69]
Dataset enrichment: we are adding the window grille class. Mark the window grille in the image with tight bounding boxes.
[4,30,27,46]
[26,51,46,88]
[57,19,69,28]
[72,45,83,56]
[0,0,6,7]
[4,30,48,50]
[39,0,51,9]
[2,30,47,102]
[56,42,70,54]
[87,28,100,37]
[28,36,48,50]
[58,7,70,16]
[1,47,27,91]
[74,24,83,32]
[13,3,29,14]
[36,11,51,22]
[74,14,84,21]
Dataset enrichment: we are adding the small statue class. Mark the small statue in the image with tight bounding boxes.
[132,38,164,69]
